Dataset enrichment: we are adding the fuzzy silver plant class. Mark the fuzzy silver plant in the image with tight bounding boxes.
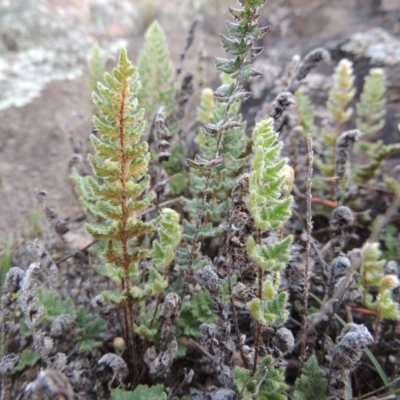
[144,339,178,379]
[159,292,180,344]
[98,353,128,390]
[273,327,295,356]
[327,256,352,298]
[19,262,69,376]
[20,263,52,363]
[328,323,373,400]
[25,369,74,400]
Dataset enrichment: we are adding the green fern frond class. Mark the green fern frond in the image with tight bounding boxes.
[327,59,356,127]
[86,47,154,258]
[84,48,162,384]
[102,289,127,306]
[37,289,106,352]
[354,142,400,182]
[137,20,176,122]
[294,355,328,400]
[247,235,292,272]
[197,88,214,124]
[313,59,356,189]
[37,288,75,322]
[178,291,218,337]
[178,75,248,268]
[179,0,269,277]
[295,88,316,136]
[360,242,386,308]
[247,118,293,231]
[245,117,293,329]
[70,168,105,220]
[88,43,106,94]
[234,355,287,399]
[152,208,182,270]
[13,349,40,373]
[112,385,167,400]
[377,275,400,320]
[356,68,386,138]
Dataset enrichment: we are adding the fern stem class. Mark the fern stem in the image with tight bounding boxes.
[373,309,383,344]
[252,228,263,376]
[226,197,250,369]
[118,77,139,387]
[149,261,174,329]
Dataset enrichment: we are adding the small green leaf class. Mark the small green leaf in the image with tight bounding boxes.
[215,57,241,74]
[219,35,250,56]
[13,349,40,373]
[102,289,127,306]
[112,384,167,400]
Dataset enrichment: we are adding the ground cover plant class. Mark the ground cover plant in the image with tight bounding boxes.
[1,0,400,399]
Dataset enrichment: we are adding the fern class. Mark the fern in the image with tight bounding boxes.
[183,75,247,243]
[83,48,183,386]
[352,68,400,182]
[354,141,400,182]
[327,58,356,131]
[75,305,107,351]
[234,355,287,400]
[376,275,400,321]
[359,241,386,307]
[293,355,328,400]
[88,43,106,94]
[379,224,399,261]
[112,385,167,400]
[314,59,356,181]
[178,291,217,337]
[0,235,14,287]
[37,289,106,352]
[88,43,106,119]
[37,288,75,321]
[356,68,386,138]
[137,20,176,123]
[245,118,293,374]
[359,242,400,321]
[163,144,188,194]
[181,0,269,296]
[13,349,40,373]
[295,88,316,137]
[153,208,182,270]
[85,47,166,385]
[70,168,105,220]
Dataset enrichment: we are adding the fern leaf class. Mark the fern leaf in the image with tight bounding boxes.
[294,355,328,400]
[137,20,176,121]
[356,68,386,138]
[112,385,167,400]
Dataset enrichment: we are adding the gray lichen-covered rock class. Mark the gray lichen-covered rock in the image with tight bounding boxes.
[341,28,400,66]
[0,0,138,111]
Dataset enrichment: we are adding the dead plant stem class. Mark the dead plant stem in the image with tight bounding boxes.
[226,198,250,369]
[299,134,313,366]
